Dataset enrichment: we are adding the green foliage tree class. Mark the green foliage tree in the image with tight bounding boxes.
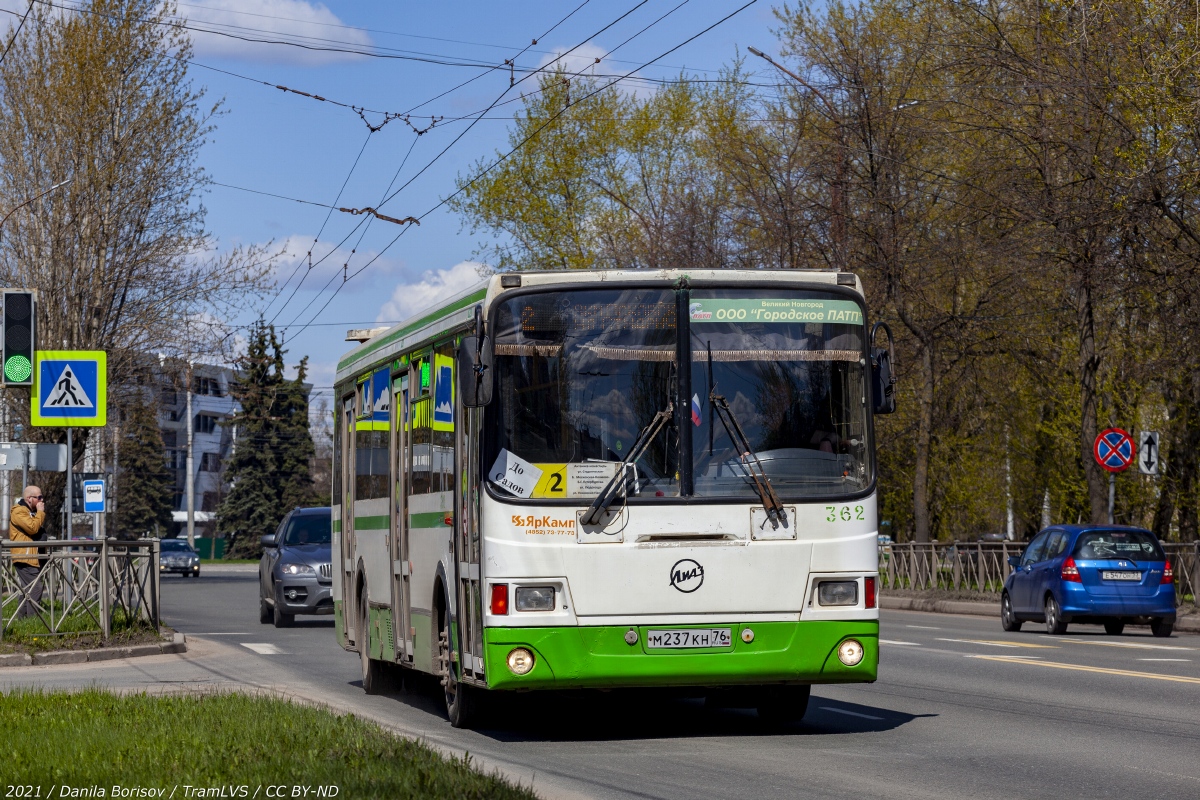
[112,398,174,539]
[452,0,1200,541]
[219,323,318,559]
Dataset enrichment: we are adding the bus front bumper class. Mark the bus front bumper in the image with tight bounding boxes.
[482,620,878,691]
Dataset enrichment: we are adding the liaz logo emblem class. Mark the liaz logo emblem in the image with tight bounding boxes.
[669,559,704,593]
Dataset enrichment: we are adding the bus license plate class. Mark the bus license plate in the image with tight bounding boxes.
[646,628,731,649]
[1101,571,1142,581]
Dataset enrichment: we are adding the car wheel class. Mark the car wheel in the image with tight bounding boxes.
[439,608,476,728]
[273,587,293,628]
[1044,595,1068,635]
[1001,593,1022,632]
[756,685,811,724]
[259,596,272,624]
[1150,618,1174,638]
[359,589,397,695]
[1104,620,1125,636]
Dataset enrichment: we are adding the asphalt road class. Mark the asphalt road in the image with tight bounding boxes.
[7,569,1200,799]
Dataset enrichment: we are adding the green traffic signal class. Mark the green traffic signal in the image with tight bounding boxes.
[4,354,31,382]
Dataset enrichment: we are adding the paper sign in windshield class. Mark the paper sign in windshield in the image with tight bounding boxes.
[689,298,862,325]
[568,461,620,497]
[489,449,543,498]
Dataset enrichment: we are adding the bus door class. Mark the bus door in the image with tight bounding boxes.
[339,394,357,644]
[391,373,413,664]
[454,359,485,683]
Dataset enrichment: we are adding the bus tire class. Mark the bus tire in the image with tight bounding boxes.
[439,610,476,728]
[359,589,397,694]
[756,685,810,724]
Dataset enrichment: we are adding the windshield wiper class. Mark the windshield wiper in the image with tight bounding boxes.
[580,403,674,526]
[708,352,786,528]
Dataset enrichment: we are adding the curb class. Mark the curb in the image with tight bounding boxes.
[1,632,187,667]
[881,596,1200,632]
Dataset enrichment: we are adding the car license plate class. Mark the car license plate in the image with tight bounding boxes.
[645,628,731,649]
[1101,571,1142,581]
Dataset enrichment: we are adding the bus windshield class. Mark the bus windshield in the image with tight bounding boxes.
[689,289,871,499]
[487,285,871,502]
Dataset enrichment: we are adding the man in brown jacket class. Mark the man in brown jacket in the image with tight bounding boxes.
[10,485,46,619]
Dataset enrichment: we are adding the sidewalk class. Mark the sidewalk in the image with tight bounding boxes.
[881,595,1200,633]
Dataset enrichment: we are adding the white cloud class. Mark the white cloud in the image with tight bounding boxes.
[536,42,650,97]
[377,261,488,323]
[179,0,371,65]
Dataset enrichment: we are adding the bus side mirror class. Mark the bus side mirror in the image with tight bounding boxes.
[458,335,494,407]
[871,321,896,415]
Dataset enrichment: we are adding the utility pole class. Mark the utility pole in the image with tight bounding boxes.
[186,358,195,549]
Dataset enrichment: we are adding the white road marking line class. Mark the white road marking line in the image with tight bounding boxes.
[880,639,921,646]
[965,654,1042,660]
[241,643,284,655]
[189,632,250,636]
[937,637,1056,649]
[905,625,941,630]
[820,706,884,721]
[1137,658,1191,662]
[1059,639,1195,652]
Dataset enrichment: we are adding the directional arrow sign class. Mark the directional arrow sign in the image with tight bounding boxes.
[1139,431,1161,476]
[1094,427,1135,473]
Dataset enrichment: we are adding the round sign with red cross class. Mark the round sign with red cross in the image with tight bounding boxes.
[1094,427,1136,473]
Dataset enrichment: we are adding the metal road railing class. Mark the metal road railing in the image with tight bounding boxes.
[879,541,1198,609]
[0,539,160,639]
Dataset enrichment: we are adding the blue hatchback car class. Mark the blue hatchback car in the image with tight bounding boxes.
[1001,526,1176,637]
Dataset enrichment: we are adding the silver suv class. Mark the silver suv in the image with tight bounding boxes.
[258,507,332,627]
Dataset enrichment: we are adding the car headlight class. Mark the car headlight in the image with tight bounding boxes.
[281,563,315,575]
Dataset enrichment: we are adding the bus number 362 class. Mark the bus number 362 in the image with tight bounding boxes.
[826,505,866,522]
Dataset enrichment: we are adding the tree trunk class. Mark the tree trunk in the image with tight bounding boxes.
[1076,278,1108,523]
[913,341,935,542]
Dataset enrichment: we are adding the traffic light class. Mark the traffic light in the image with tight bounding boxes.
[2,290,35,385]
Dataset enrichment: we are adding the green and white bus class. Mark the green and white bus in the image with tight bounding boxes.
[332,269,895,727]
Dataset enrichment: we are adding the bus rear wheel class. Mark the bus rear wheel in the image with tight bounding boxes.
[359,590,397,694]
[756,685,811,724]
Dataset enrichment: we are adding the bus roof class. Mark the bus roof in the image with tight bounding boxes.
[335,268,863,383]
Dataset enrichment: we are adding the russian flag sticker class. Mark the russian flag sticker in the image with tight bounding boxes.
[691,393,702,427]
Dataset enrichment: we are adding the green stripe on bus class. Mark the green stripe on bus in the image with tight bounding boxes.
[337,287,487,372]
[354,515,390,530]
[409,511,451,528]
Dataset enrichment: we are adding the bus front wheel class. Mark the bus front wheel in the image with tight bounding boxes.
[756,685,811,724]
[438,612,476,728]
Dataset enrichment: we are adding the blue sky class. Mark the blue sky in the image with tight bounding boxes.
[9,0,790,404]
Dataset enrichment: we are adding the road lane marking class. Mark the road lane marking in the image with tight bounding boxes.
[905,625,941,630]
[937,638,1057,649]
[1137,658,1191,662]
[880,639,921,646]
[820,706,884,720]
[241,643,285,655]
[1058,639,1194,652]
[977,656,1200,684]
[965,654,1042,660]
[190,632,251,636]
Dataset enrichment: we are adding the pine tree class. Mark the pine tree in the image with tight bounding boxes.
[112,398,174,539]
[219,322,318,558]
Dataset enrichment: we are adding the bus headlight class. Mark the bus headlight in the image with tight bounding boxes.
[507,647,535,675]
[818,580,858,606]
[515,586,555,612]
[838,639,865,666]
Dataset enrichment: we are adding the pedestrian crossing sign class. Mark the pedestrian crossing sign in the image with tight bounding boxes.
[31,350,106,427]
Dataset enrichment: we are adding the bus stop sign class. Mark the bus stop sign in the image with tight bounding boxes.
[1094,427,1135,473]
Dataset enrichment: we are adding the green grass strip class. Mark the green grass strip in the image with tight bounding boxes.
[0,689,537,798]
